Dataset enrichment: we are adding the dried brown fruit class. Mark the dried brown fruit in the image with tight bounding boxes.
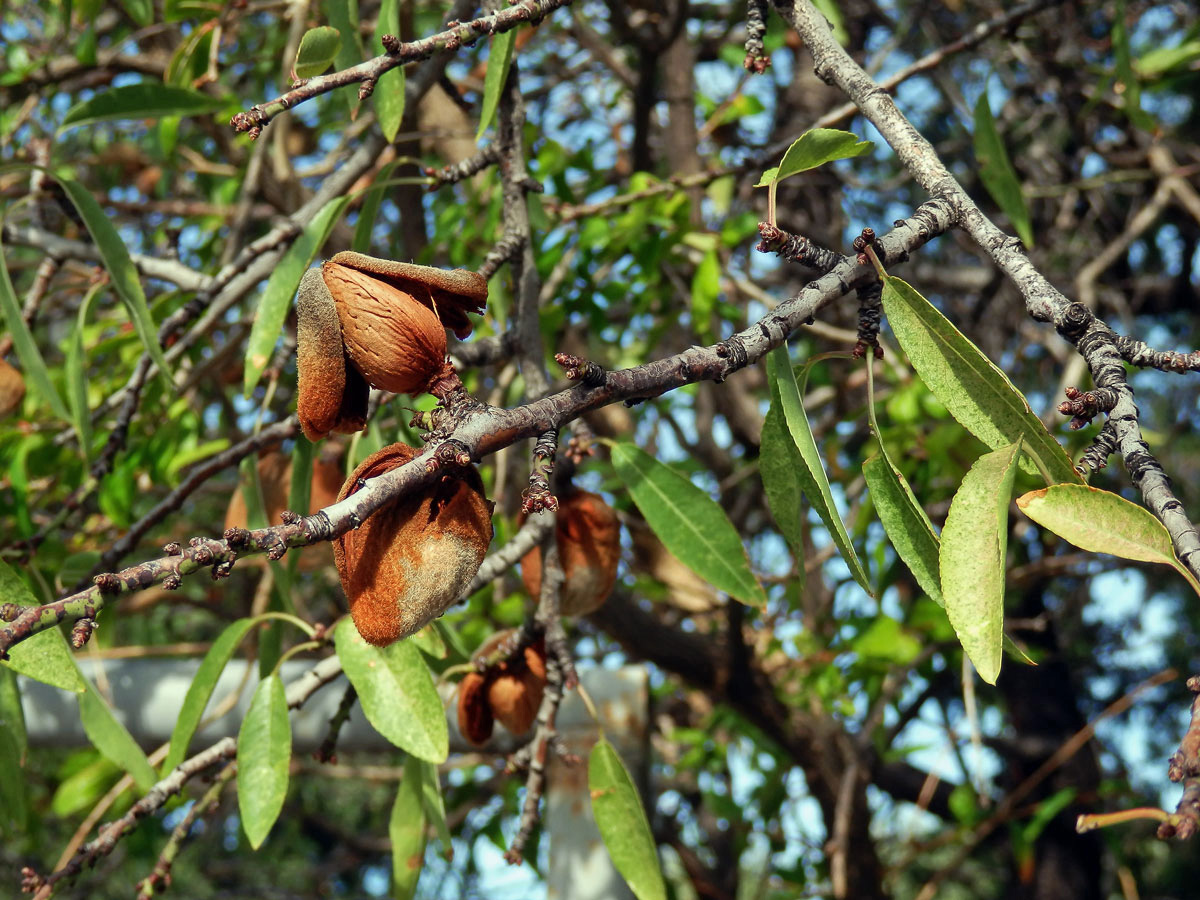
[487,642,546,736]
[456,671,494,746]
[327,251,487,341]
[521,490,621,615]
[323,261,455,397]
[296,267,369,442]
[456,632,547,745]
[333,443,493,647]
[0,358,26,418]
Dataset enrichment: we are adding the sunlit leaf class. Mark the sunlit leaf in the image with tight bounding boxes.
[477,28,516,138]
[940,441,1022,684]
[689,250,719,344]
[590,738,666,900]
[293,26,342,80]
[65,281,104,462]
[61,83,225,128]
[390,755,427,900]
[974,90,1033,248]
[881,276,1082,485]
[243,196,349,396]
[755,128,872,187]
[759,403,805,556]
[372,0,404,141]
[0,561,85,693]
[863,451,942,605]
[163,618,257,774]
[237,675,291,849]
[335,620,448,763]
[1017,483,1200,597]
[78,678,157,793]
[767,347,873,595]
[611,443,766,606]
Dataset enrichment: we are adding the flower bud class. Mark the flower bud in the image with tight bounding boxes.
[521,490,620,615]
[333,443,493,647]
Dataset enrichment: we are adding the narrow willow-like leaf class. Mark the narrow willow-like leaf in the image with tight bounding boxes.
[294,26,342,79]
[974,90,1033,248]
[755,128,872,187]
[243,195,349,396]
[326,0,364,115]
[689,250,719,344]
[352,161,397,252]
[0,668,25,762]
[79,678,157,793]
[390,756,427,900]
[590,738,667,900]
[237,675,291,850]
[55,176,174,392]
[611,443,766,606]
[416,758,452,855]
[477,28,516,138]
[372,0,404,142]
[163,617,257,773]
[0,717,26,833]
[863,451,943,605]
[767,346,873,595]
[1017,483,1200,597]
[60,83,225,129]
[759,403,805,556]
[0,240,69,421]
[940,441,1022,685]
[0,560,85,693]
[881,276,1081,485]
[285,436,315,583]
[335,621,448,763]
[66,281,104,463]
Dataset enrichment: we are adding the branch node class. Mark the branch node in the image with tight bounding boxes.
[93,573,121,595]
[70,617,97,650]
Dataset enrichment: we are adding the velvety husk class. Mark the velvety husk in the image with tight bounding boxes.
[456,671,494,745]
[486,643,546,736]
[521,490,621,615]
[323,261,447,396]
[333,443,493,647]
[0,358,26,418]
[296,267,369,441]
[328,251,487,340]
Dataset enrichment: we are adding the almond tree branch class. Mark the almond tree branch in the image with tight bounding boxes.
[0,200,953,657]
[774,0,1200,580]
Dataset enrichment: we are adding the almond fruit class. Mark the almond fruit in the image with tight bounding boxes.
[521,490,621,615]
[296,267,369,441]
[456,671,494,746]
[456,631,547,745]
[333,443,493,647]
[0,358,26,419]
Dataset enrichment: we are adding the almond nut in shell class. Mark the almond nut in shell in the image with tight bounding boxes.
[333,443,493,647]
[521,490,621,615]
[296,266,369,441]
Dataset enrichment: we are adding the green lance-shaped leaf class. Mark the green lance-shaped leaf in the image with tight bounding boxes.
[237,675,292,850]
[243,195,349,396]
[881,276,1082,485]
[611,443,767,606]
[66,281,105,463]
[54,175,174,392]
[689,250,719,344]
[335,620,448,763]
[973,90,1033,249]
[766,346,873,595]
[1112,0,1156,133]
[863,451,943,606]
[372,0,405,142]
[60,83,226,129]
[0,668,28,834]
[755,128,873,187]
[326,0,364,115]
[759,403,806,557]
[78,678,157,793]
[590,738,667,900]
[0,237,69,421]
[477,28,516,139]
[294,26,342,79]
[940,441,1022,685]
[390,755,428,900]
[0,560,85,693]
[163,617,258,774]
[352,160,397,252]
[416,758,452,854]
[1017,483,1200,597]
